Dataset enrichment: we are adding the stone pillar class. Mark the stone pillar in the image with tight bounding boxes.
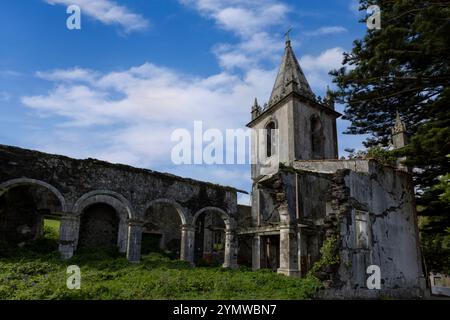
[223,230,238,269]
[252,235,261,271]
[278,225,300,277]
[126,219,143,263]
[117,218,128,253]
[180,224,195,264]
[203,215,214,260]
[298,229,308,276]
[58,213,79,259]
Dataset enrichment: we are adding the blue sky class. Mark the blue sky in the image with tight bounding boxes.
[0,0,368,204]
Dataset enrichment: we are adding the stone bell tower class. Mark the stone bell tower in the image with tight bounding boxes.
[246,38,341,276]
[247,38,341,181]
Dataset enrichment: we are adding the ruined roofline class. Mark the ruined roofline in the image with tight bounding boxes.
[291,159,371,174]
[291,159,407,175]
[0,144,248,194]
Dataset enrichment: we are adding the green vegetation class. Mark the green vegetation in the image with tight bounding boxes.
[0,222,321,300]
[0,251,321,300]
[308,236,340,276]
[344,146,397,167]
[43,219,60,241]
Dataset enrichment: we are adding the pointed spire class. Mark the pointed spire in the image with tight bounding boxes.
[268,37,314,107]
[253,97,259,109]
[251,97,261,120]
[391,111,410,171]
[393,111,406,134]
[392,111,408,150]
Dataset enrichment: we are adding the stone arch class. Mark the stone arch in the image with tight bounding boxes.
[0,178,67,212]
[264,116,279,129]
[265,119,278,158]
[73,191,132,253]
[142,198,189,259]
[73,190,133,219]
[75,195,128,219]
[144,198,188,225]
[192,206,237,268]
[192,206,234,231]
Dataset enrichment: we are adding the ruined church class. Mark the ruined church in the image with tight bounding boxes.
[0,39,426,298]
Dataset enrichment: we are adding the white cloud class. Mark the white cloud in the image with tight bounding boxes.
[21,63,275,168]
[36,67,99,83]
[45,0,149,32]
[304,26,348,37]
[301,47,345,72]
[180,0,289,70]
[180,0,289,37]
[300,47,345,90]
[213,32,282,70]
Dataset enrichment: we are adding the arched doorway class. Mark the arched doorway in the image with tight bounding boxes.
[143,200,185,259]
[73,191,132,254]
[193,208,229,266]
[0,179,64,250]
[78,203,119,249]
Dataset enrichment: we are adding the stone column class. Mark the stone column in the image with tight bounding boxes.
[278,225,300,277]
[126,219,143,263]
[223,230,238,269]
[252,235,261,271]
[180,224,195,264]
[298,229,308,276]
[58,213,79,259]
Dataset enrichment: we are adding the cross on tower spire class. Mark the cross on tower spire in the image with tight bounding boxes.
[284,27,292,43]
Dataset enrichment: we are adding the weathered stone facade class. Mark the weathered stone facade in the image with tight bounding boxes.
[244,39,427,298]
[0,144,242,268]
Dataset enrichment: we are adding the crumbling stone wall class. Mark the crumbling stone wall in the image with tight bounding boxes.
[331,164,425,298]
[297,161,426,299]
[249,159,425,298]
[0,144,241,267]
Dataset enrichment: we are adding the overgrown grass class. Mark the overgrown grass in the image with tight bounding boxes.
[0,220,321,300]
[0,250,321,300]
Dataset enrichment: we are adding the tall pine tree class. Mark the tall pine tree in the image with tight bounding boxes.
[331,0,450,272]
